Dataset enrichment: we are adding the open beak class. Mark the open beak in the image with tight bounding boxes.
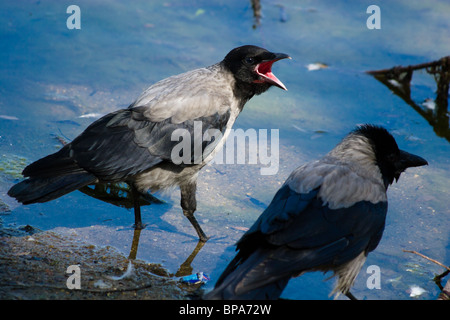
[254,53,291,90]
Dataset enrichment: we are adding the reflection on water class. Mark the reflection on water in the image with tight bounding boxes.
[367,56,450,142]
[250,0,262,29]
[175,240,206,277]
[80,182,165,209]
[79,173,210,236]
[128,228,142,260]
[72,179,206,277]
[124,204,206,277]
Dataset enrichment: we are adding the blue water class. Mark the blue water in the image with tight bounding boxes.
[0,0,449,300]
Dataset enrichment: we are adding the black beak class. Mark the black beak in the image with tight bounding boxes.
[397,150,428,169]
[264,52,291,62]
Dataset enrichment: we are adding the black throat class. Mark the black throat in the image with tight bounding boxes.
[220,61,272,109]
[232,79,271,108]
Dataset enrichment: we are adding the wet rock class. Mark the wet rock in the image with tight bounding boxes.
[0,230,198,299]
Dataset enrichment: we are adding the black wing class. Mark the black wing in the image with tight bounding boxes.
[24,106,230,181]
[243,185,387,251]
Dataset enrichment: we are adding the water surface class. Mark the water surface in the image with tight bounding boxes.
[1,0,449,300]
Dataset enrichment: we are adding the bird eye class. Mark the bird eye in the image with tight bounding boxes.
[244,57,255,65]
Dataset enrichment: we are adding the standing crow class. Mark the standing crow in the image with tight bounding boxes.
[205,124,428,299]
[7,45,290,241]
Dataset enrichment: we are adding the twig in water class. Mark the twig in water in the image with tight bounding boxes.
[402,250,450,272]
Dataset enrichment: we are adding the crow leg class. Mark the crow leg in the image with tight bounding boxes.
[130,185,145,230]
[180,181,209,242]
[345,291,358,300]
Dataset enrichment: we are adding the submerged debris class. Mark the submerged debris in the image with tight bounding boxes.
[93,279,113,289]
[0,154,28,180]
[276,4,288,22]
[180,272,210,285]
[107,261,134,280]
[306,63,328,71]
[409,285,427,298]
[422,98,436,111]
[79,113,103,119]
[0,115,19,121]
[0,199,10,213]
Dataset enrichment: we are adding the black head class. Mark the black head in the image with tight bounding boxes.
[222,45,290,97]
[354,124,428,188]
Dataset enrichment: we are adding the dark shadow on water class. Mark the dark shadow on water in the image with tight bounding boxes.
[79,182,182,235]
[367,56,450,142]
[79,182,165,209]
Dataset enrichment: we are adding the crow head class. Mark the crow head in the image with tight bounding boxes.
[222,45,290,96]
[354,124,428,188]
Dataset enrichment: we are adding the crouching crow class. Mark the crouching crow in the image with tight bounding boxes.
[7,45,290,241]
[204,124,427,299]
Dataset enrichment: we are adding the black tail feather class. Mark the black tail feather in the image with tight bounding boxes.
[203,248,290,300]
[22,146,78,178]
[8,143,98,204]
[205,268,289,300]
[8,172,97,204]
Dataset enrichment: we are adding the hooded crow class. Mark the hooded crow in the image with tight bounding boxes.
[7,45,290,241]
[204,124,428,299]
